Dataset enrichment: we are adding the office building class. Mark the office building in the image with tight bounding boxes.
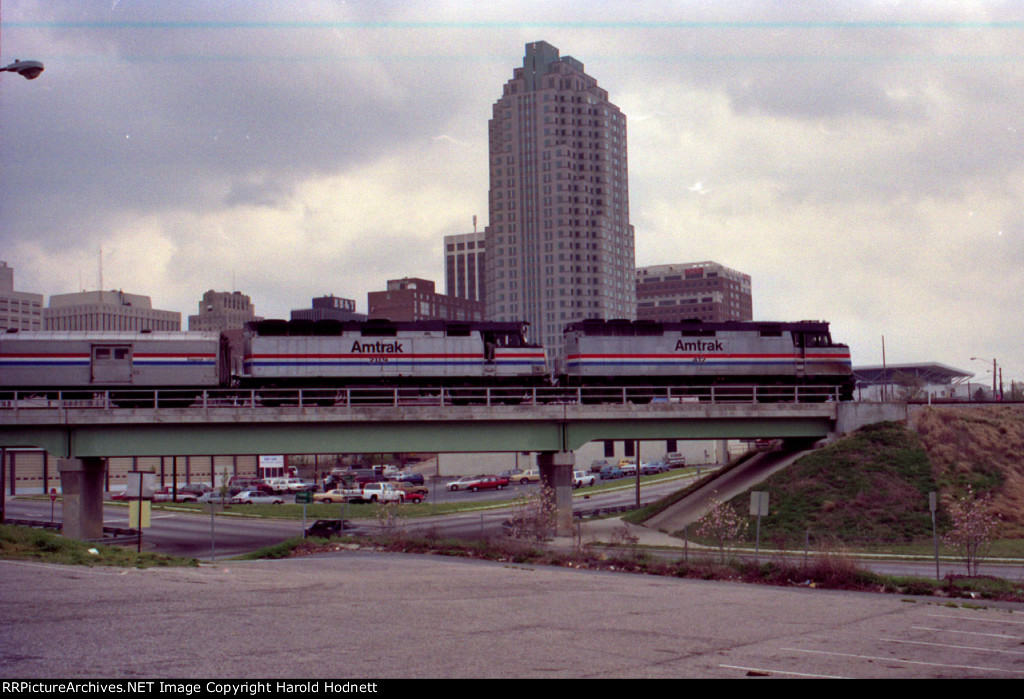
[44,290,180,331]
[188,290,259,332]
[485,41,635,360]
[0,261,43,331]
[636,262,752,322]
[368,278,483,322]
[290,295,366,322]
[444,231,486,305]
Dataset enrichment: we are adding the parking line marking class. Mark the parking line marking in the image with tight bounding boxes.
[882,638,1024,656]
[926,613,1024,626]
[911,626,1020,640]
[781,647,1024,675]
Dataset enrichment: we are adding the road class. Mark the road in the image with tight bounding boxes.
[2,473,690,558]
[6,471,1023,581]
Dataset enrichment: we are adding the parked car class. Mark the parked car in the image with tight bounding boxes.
[572,471,597,488]
[152,486,201,503]
[305,519,365,538]
[640,461,667,475]
[512,470,541,485]
[197,491,233,504]
[664,452,687,468]
[352,482,406,504]
[466,475,509,492]
[230,477,275,494]
[263,477,315,494]
[618,461,638,476]
[399,491,426,504]
[230,490,285,505]
[392,481,428,496]
[395,472,425,486]
[313,489,349,504]
[447,476,481,492]
[599,465,625,480]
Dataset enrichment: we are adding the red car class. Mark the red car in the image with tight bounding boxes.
[400,491,426,504]
[466,475,509,492]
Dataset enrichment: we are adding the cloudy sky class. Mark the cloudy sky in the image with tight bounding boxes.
[2,1,1021,384]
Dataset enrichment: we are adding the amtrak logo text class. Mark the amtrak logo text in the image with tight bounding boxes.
[351,341,404,353]
[675,340,724,352]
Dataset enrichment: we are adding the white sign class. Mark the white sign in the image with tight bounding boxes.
[126,471,157,499]
[749,491,769,517]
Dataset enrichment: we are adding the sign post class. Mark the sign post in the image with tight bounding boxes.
[749,491,769,558]
[929,491,940,579]
[296,490,312,536]
[126,471,156,553]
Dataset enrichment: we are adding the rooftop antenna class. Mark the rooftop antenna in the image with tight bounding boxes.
[98,246,104,292]
[473,215,477,234]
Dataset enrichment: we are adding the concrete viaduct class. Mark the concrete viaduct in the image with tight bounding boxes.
[0,400,906,539]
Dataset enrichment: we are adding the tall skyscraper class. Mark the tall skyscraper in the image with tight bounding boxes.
[485,41,635,362]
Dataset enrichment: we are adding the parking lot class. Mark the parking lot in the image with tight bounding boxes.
[3,552,1023,678]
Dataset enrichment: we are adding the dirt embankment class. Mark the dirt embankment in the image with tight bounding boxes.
[911,405,1024,537]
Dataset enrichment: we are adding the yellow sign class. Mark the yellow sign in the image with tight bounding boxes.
[128,500,152,529]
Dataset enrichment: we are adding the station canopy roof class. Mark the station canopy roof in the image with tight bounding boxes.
[853,363,974,386]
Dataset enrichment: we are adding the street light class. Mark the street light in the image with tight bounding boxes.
[970,357,1001,400]
[1,59,44,80]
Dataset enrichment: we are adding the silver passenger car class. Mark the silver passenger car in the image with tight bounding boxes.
[0,330,229,395]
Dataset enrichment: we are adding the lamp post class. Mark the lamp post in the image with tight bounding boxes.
[0,59,44,80]
[0,58,43,521]
[970,357,1000,400]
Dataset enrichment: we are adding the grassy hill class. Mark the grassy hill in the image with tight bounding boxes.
[721,405,1024,546]
[913,405,1024,537]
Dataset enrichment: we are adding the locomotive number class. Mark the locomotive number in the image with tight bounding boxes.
[369,356,389,365]
[692,355,707,364]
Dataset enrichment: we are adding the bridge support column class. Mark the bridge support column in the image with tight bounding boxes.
[537,451,575,537]
[58,457,106,540]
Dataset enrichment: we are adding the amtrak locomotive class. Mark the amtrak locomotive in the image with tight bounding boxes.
[563,319,853,400]
[0,317,853,404]
[239,319,547,392]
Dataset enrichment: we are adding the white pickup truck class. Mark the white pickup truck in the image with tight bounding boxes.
[572,471,597,488]
[343,482,406,504]
[264,477,315,494]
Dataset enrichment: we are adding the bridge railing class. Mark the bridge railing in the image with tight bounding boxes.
[0,384,842,411]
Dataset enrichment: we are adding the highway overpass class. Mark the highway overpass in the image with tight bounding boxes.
[0,393,906,539]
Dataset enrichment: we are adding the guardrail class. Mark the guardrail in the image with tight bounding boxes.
[0,383,843,411]
[2,518,141,546]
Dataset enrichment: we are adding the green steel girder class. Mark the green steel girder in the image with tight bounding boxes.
[0,414,833,458]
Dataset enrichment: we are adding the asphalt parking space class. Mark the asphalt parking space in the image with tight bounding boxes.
[710,602,1024,678]
[3,553,1023,678]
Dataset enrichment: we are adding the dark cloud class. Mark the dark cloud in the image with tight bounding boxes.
[2,1,1022,374]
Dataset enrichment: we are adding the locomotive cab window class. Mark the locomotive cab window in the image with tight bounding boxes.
[793,332,832,348]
